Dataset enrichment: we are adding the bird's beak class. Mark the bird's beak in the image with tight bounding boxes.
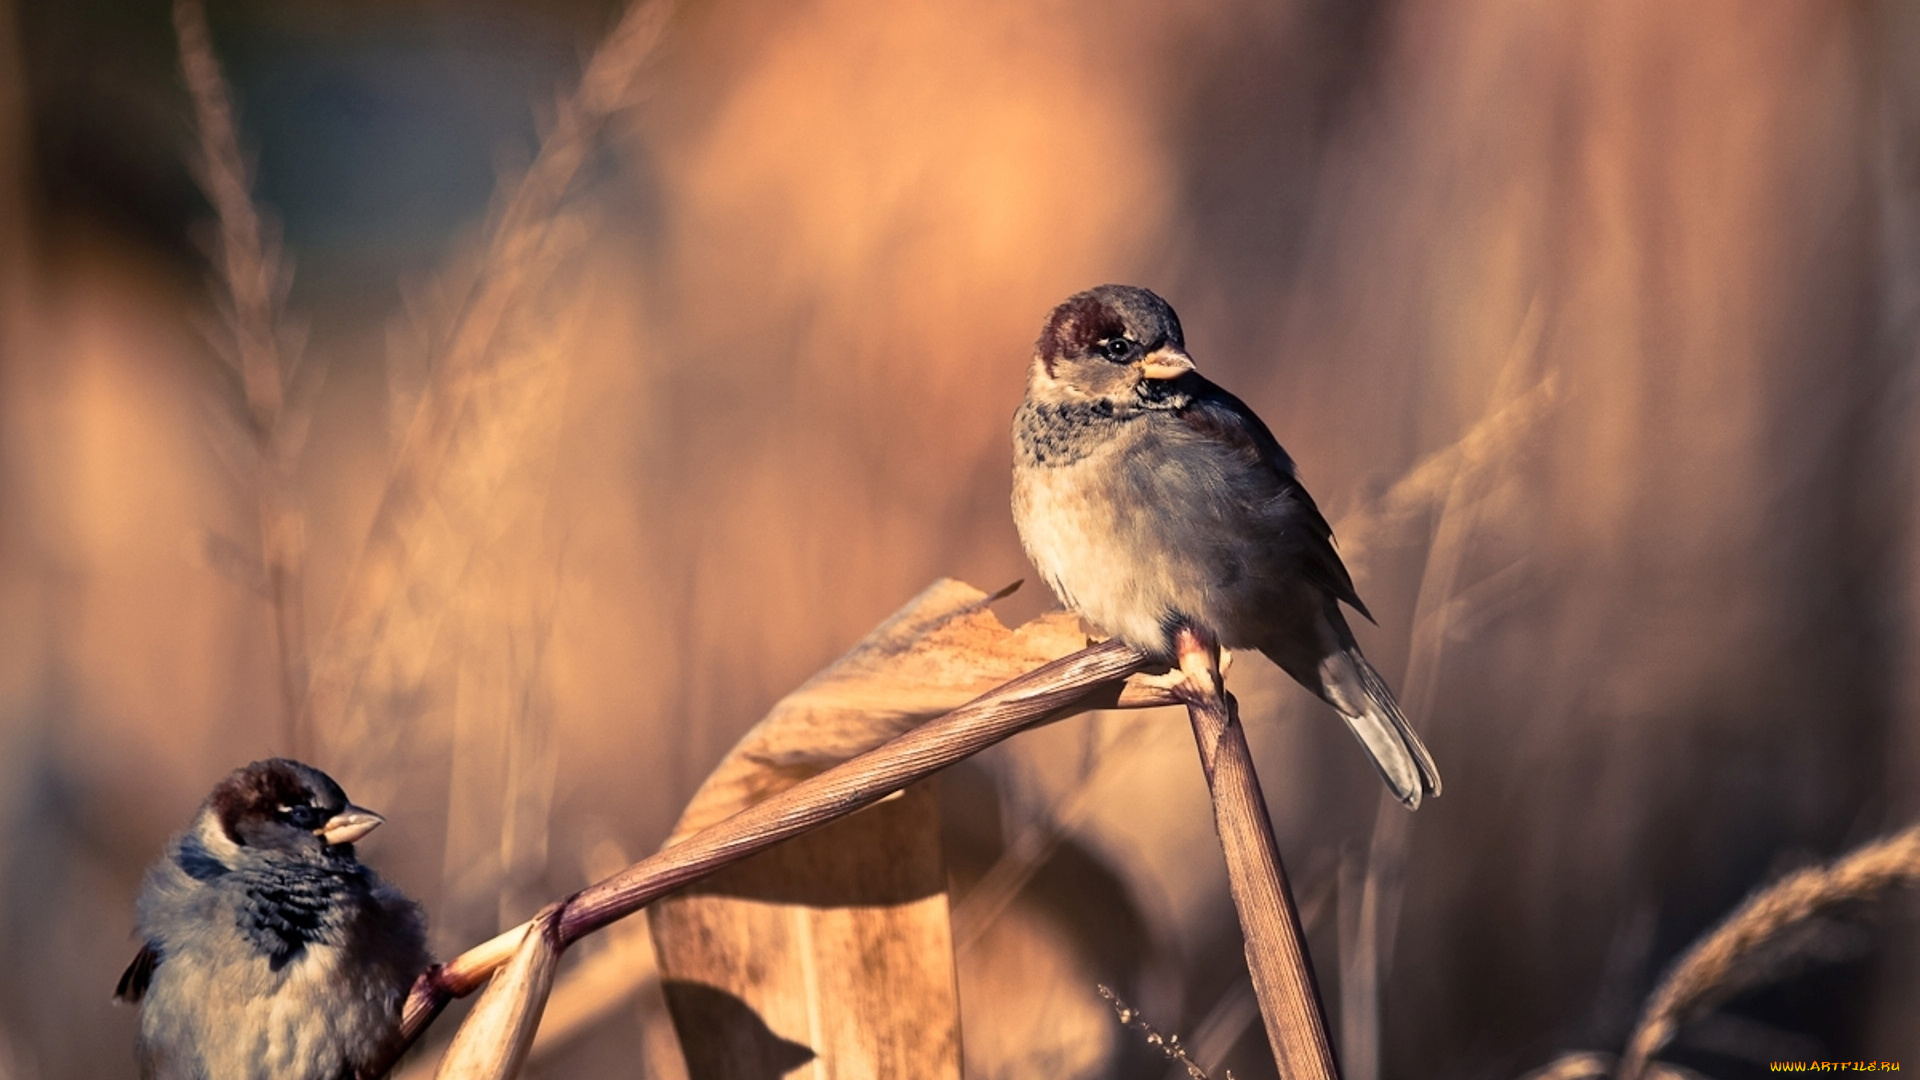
[317,806,384,846]
[1138,346,1196,381]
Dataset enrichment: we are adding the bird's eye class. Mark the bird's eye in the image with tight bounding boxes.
[1098,338,1131,361]
[280,805,326,830]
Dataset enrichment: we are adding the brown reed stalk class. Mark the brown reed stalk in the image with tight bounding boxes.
[173,0,313,751]
[1616,823,1920,1080]
[391,839,685,1080]
[1170,626,1341,1080]
[358,639,1172,1079]
[431,905,565,1080]
[1154,873,1338,1080]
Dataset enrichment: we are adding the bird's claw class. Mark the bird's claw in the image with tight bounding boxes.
[1136,667,1190,692]
[1137,648,1232,694]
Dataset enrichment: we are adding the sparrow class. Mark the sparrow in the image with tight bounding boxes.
[1011,285,1441,807]
[115,758,430,1080]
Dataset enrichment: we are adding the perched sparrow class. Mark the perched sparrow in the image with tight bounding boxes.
[1011,285,1441,807]
[115,759,429,1080]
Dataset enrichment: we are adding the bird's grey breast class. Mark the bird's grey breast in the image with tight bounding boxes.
[136,856,415,1080]
[1012,394,1307,655]
[1014,401,1196,651]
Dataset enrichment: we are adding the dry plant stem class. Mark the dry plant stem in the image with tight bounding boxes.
[362,639,1161,1079]
[431,906,564,1080]
[1340,317,1547,1080]
[1173,626,1341,1080]
[174,0,311,748]
[1616,823,1920,1080]
[1342,419,1478,1080]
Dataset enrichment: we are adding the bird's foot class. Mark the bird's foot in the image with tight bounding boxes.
[1135,667,1188,692]
[1135,648,1232,693]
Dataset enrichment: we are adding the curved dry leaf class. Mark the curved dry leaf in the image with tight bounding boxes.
[669,577,1095,838]
[648,579,1165,1080]
[376,586,1165,1074]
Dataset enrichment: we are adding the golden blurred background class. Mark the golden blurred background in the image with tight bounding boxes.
[2,0,1918,1076]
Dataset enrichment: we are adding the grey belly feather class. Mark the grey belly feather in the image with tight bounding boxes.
[1012,402,1312,658]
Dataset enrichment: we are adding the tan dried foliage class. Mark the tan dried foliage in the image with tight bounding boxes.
[431,908,563,1080]
[300,0,676,800]
[366,582,1177,1076]
[645,578,1164,1080]
[667,579,1097,837]
[173,0,315,744]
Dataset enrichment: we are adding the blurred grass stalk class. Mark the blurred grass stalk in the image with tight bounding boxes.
[296,0,673,793]
[1514,821,1920,1079]
[173,0,314,751]
[1616,822,1920,1080]
[1340,304,1553,1080]
[441,579,564,942]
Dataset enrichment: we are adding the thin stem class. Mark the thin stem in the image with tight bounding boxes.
[361,639,1163,1078]
[1172,626,1340,1080]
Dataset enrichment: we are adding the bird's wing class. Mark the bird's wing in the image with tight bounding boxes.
[1177,377,1374,622]
[115,942,161,1003]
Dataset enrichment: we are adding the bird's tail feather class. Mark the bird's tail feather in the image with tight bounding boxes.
[1315,647,1442,809]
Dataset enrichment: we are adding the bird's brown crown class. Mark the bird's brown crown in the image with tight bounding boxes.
[1035,284,1184,377]
[208,758,348,846]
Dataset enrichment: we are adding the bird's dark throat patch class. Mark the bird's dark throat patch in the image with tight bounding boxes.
[1134,375,1192,410]
[1013,397,1130,467]
[236,862,363,971]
